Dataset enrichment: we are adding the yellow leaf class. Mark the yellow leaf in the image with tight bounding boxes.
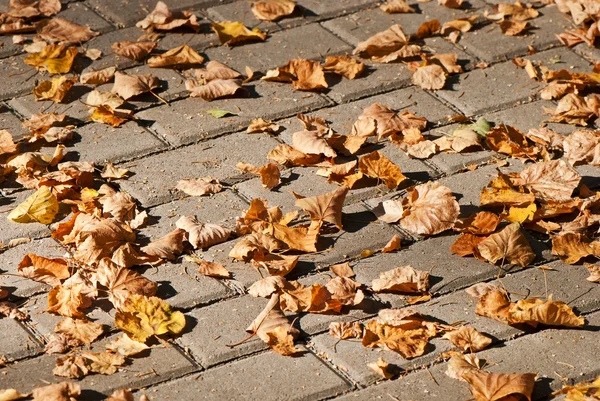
[24,44,78,74]
[211,21,267,46]
[8,187,59,224]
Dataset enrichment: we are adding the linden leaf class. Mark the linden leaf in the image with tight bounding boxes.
[477,223,535,267]
[295,186,349,229]
[8,186,59,224]
[400,182,460,236]
[212,21,267,46]
[115,294,186,343]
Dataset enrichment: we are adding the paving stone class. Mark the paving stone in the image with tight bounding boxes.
[9,89,92,124]
[321,0,486,43]
[434,60,536,116]
[458,6,571,63]
[326,37,476,104]
[0,319,43,362]
[81,26,147,72]
[299,0,378,18]
[0,238,65,298]
[137,79,330,146]
[0,105,29,140]
[142,348,351,400]
[58,121,167,165]
[204,23,352,73]
[573,43,600,64]
[0,55,41,101]
[0,333,196,396]
[0,190,53,242]
[482,100,576,135]
[118,131,280,207]
[527,46,592,72]
[59,2,115,34]
[85,0,214,27]
[313,260,598,386]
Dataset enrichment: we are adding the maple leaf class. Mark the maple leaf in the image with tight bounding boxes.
[263,59,328,91]
[477,223,535,267]
[212,21,267,46]
[24,44,78,74]
[97,258,158,310]
[279,281,343,313]
[37,18,99,45]
[54,318,104,346]
[33,76,77,103]
[147,44,204,68]
[372,265,430,294]
[462,371,537,401]
[115,294,186,343]
[358,150,407,189]
[175,215,232,249]
[295,186,349,229]
[443,326,492,352]
[246,294,300,356]
[322,56,365,79]
[252,0,297,21]
[112,41,157,61]
[47,283,92,318]
[8,186,59,224]
[516,160,581,202]
[31,382,81,401]
[136,1,200,32]
[111,71,161,100]
[399,182,460,236]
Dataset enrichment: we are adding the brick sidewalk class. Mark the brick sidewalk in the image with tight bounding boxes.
[0,0,599,400]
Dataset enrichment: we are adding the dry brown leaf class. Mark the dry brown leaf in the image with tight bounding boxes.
[552,233,600,264]
[368,358,396,379]
[80,66,117,86]
[477,223,535,267]
[96,259,157,310]
[500,19,529,36]
[263,59,328,91]
[329,262,355,278]
[326,276,365,306]
[518,160,581,202]
[563,129,600,166]
[33,76,77,103]
[322,55,365,79]
[7,0,61,18]
[141,228,186,261]
[186,256,231,279]
[246,118,280,134]
[280,281,344,314]
[248,276,288,297]
[101,163,129,180]
[295,186,349,229]
[185,78,245,101]
[508,296,585,328]
[480,171,536,208]
[443,326,492,352]
[544,93,600,126]
[373,199,404,223]
[147,44,204,68]
[106,389,134,401]
[212,21,267,46]
[357,102,426,140]
[552,376,600,400]
[47,284,92,318]
[439,0,463,8]
[353,24,418,60]
[412,64,446,90]
[486,1,539,21]
[372,265,430,293]
[329,321,363,340]
[451,233,486,258]
[454,212,501,235]
[252,0,297,21]
[105,334,149,357]
[416,19,441,39]
[0,301,29,320]
[381,0,415,13]
[175,215,232,249]
[584,263,600,282]
[136,1,200,32]
[18,253,71,286]
[358,151,407,189]
[24,44,78,74]
[37,18,99,45]
[382,234,402,253]
[463,370,537,401]
[292,130,336,157]
[400,182,460,236]
[176,177,223,196]
[111,71,160,100]
[31,382,81,401]
[112,41,157,61]
[362,317,437,359]
[54,318,104,346]
[446,352,482,381]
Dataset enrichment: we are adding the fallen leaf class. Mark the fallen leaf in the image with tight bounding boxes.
[31,382,81,401]
[443,326,492,352]
[400,182,460,236]
[416,19,441,39]
[451,233,486,258]
[47,284,92,318]
[295,186,349,229]
[368,358,396,379]
[115,293,186,343]
[362,316,437,359]
[55,318,104,346]
[248,276,288,297]
[136,1,201,32]
[381,0,415,13]
[175,215,232,249]
[0,389,27,401]
[80,66,117,86]
[412,64,446,90]
[212,21,267,46]
[518,160,581,202]
[292,130,336,157]
[553,376,600,400]
[37,18,99,45]
[353,24,419,61]
[439,0,463,9]
[105,333,149,357]
[24,44,78,74]
[509,296,585,328]
[358,150,407,189]
[477,223,535,267]
[0,302,29,320]
[330,262,355,278]
[373,199,404,223]
[500,19,529,36]
[584,263,600,282]
[322,55,365,79]
[96,258,158,310]
[84,48,102,60]
[252,0,297,21]
[33,76,77,103]
[329,321,363,339]
[186,257,231,278]
[141,229,185,261]
[106,389,134,401]
[111,71,160,100]
[551,232,600,264]
[101,163,129,179]
[205,108,238,118]
[112,41,157,61]
[446,352,482,381]
[176,177,223,196]
[246,118,280,134]
[147,44,204,68]
[263,59,328,91]
[462,371,537,401]
[8,186,59,224]
[18,254,71,286]
[382,234,402,253]
[372,265,430,294]
[454,212,501,235]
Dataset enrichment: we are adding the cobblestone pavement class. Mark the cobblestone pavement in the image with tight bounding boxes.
[0,0,599,400]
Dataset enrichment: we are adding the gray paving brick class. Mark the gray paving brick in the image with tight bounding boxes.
[459,6,571,63]
[137,78,330,147]
[141,348,350,400]
[0,319,43,362]
[118,131,280,207]
[0,55,41,101]
[58,2,115,35]
[321,0,485,43]
[573,43,600,64]
[0,238,65,298]
[483,100,575,135]
[299,0,378,18]
[0,333,196,396]
[0,105,29,140]
[313,260,598,386]
[434,60,535,116]
[81,26,147,72]
[204,23,352,73]
[9,91,92,124]
[61,121,168,165]
[85,0,213,27]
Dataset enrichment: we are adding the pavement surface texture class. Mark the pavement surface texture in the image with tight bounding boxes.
[0,0,599,400]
